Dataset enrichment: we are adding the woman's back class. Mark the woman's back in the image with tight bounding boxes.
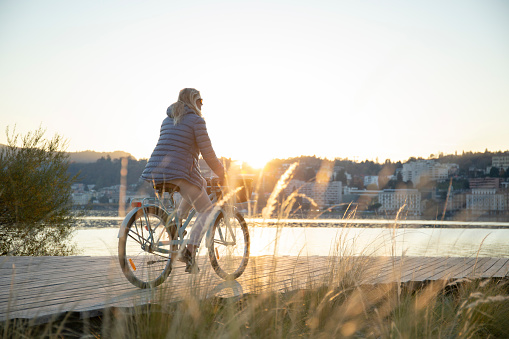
[141,105,223,188]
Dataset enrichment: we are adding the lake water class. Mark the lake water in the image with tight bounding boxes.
[74,217,509,258]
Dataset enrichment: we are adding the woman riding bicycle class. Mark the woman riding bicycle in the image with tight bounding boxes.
[141,88,225,273]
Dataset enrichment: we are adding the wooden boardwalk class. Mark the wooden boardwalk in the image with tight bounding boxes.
[1,255,509,322]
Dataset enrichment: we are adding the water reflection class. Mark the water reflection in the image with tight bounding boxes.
[248,227,509,258]
[74,226,509,258]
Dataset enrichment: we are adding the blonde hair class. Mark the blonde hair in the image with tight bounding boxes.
[171,88,203,124]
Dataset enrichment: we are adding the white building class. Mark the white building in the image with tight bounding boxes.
[378,189,421,216]
[492,155,509,169]
[72,192,94,205]
[364,176,379,188]
[466,188,506,213]
[402,160,458,185]
[285,180,342,209]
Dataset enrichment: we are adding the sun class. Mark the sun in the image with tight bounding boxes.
[243,156,270,170]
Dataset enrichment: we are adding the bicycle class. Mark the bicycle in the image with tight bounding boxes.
[117,178,251,289]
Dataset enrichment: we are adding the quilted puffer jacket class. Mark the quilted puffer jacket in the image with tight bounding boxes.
[141,104,225,189]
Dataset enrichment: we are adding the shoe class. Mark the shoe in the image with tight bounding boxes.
[178,248,200,274]
[185,261,200,274]
[178,248,192,264]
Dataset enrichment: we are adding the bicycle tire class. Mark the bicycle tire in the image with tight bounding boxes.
[118,206,177,288]
[208,210,250,280]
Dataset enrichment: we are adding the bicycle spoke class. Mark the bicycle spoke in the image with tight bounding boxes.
[118,206,177,289]
[209,211,250,280]
[147,259,169,265]
[127,228,146,246]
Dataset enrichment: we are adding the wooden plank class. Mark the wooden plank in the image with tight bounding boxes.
[422,257,476,281]
[2,265,218,319]
[398,257,446,282]
[362,256,404,284]
[238,256,327,287]
[0,263,122,302]
[373,257,439,283]
[467,257,500,279]
[491,258,509,277]
[482,258,509,277]
[442,257,486,281]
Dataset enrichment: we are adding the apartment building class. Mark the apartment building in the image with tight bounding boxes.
[466,188,506,214]
[285,180,342,208]
[72,192,94,205]
[402,160,458,185]
[492,155,509,169]
[378,189,422,216]
[469,178,501,189]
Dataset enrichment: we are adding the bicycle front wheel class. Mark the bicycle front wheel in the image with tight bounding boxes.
[208,211,250,280]
[118,206,177,288]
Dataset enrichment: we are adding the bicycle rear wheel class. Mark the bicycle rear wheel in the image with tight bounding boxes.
[118,206,177,288]
[208,210,250,280]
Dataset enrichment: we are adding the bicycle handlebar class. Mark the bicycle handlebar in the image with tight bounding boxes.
[205,177,224,196]
[206,176,253,203]
[206,177,224,187]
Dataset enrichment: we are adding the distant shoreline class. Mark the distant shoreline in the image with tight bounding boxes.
[74,207,509,222]
[75,213,509,229]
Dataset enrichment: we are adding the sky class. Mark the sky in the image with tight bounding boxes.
[1,0,508,168]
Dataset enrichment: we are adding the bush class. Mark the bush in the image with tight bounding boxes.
[0,127,78,255]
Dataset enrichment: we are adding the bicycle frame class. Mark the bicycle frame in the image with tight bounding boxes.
[117,188,237,254]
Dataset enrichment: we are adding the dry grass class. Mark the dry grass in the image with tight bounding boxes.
[3,164,509,338]
[3,276,509,338]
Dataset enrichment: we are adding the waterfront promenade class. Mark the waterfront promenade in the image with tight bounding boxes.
[1,255,509,323]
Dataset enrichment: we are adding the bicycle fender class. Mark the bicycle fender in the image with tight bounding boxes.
[118,207,142,238]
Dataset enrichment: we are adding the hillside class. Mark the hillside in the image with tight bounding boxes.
[1,143,135,163]
[68,150,135,163]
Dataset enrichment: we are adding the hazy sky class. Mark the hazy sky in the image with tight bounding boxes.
[1,0,508,168]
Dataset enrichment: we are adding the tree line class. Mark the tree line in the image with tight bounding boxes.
[265,153,509,180]
[68,157,148,189]
[68,151,509,192]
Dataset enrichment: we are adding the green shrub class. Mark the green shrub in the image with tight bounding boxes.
[0,126,78,255]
